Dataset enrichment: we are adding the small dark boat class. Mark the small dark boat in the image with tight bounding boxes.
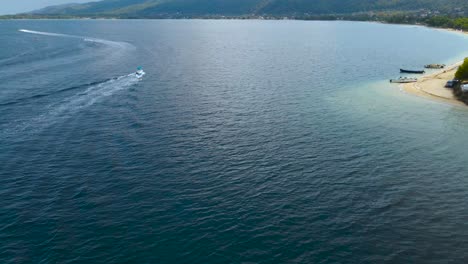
[400,69,425,74]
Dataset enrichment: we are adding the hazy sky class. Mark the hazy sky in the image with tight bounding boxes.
[0,0,90,15]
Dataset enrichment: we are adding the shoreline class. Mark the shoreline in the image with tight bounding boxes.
[400,61,466,107]
[397,27,468,107]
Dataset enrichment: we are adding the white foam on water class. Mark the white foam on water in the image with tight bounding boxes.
[19,29,68,37]
[1,72,141,138]
[19,29,132,48]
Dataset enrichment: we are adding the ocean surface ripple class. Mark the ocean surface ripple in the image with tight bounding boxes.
[1,20,468,263]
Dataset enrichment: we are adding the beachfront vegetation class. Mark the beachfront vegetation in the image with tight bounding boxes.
[455,58,468,80]
[426,17,468,31]
[453,58,468,105]
[453,84,468,105]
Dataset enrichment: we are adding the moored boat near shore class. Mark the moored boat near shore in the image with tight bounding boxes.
[425,64,446,69]
[390,77,418,83]
[400,69,425,74]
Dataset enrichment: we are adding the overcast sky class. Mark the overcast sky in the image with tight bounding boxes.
[0,0,91,15]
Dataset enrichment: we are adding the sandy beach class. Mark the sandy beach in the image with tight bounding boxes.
[400,61,466,106]
[397,27,468,106]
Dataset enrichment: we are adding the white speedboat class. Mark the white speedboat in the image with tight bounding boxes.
[136,67,145,78]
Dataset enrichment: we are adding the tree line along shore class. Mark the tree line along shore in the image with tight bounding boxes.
[2,10,468,31]
[0,11,467,30]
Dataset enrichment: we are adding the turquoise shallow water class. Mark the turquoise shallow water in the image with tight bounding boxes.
[2,20,468,263]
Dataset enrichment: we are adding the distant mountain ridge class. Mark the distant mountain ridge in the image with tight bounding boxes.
[32,0,468,17]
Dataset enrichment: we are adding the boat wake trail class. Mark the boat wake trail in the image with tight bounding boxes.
[18,29,132,48]
[19,29,69,37]
[0,80,112,107]
[1,72,141,138]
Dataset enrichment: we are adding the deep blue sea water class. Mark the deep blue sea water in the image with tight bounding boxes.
[2,20,468,263]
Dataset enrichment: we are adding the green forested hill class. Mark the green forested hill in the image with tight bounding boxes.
[32,0,468,17]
